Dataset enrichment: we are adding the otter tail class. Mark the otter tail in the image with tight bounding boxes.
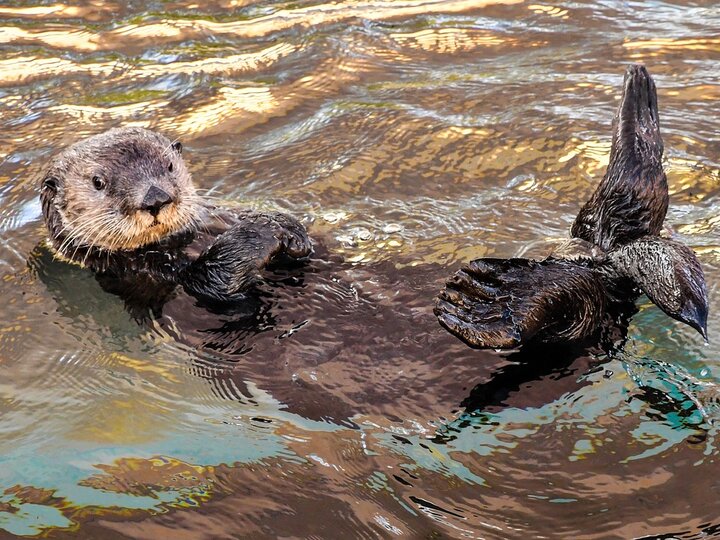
[434,258,608,349]
[608,237,708,339]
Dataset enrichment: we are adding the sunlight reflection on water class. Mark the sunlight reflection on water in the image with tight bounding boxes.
[0,0,719,538]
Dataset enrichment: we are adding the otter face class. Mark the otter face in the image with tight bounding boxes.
[40,127,202,257]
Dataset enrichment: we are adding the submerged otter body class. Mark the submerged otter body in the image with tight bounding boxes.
[40,128,311,310]
[435,65,708,349]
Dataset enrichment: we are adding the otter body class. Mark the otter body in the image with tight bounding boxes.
[435,65,708,349]
[40,128,311,308]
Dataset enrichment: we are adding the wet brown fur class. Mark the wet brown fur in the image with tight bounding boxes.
[435,65,708,349]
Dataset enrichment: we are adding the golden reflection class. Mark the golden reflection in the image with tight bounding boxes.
[0,5,66,16]
[0,42,296,86]
[666,158,710,198]
[138,42,297,77]
[400,237,490,267]
[558,138,610,177]
[80,456,216,498]
[121,0,525,42]
[166,0,255,7]
[1,0,523,53]
[0,26,97,51]
[561,82,613,95]
[528,4,569,18]
[0,3,120,20]
[677,216,720,236]
[389,28,516,53]
[67,398,170,444]
[48,101,167,122]
[112,22,183,41]
[0,56,114,86]
[300,156,378,197]
[171,86,278,136]
[693,245,720,258]
[624,37,720,52]
[662,84,720,102]
[168,54,375,137]
[106,352,180,383]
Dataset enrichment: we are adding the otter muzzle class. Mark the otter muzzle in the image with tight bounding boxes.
[141,186,173,217]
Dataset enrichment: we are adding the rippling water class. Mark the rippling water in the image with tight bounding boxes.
[0,1,719,538]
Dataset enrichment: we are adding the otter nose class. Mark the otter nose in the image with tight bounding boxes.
[140,186,173,216]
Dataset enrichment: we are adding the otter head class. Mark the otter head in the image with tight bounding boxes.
[40,127,201,260]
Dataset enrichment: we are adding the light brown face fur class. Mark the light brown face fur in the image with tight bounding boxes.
[41,128,203,256]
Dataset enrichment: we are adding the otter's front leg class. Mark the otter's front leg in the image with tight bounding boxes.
[181,211,312,302]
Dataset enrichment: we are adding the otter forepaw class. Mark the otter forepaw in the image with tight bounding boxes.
[273,214,312,260]
[237,210,312,261]
[181,211,312,303]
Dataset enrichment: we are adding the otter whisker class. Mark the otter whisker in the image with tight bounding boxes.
[55,210,106,244]
[81,216,119,265]
[69,219,112,263]
[104,219,129,255]
[189,213,205,236]
[176,202,202,235]
[63,212,113,246]
[73,214,118,251]
[103,219,125,253]
[183,207,206,237]
[57,212,112,256]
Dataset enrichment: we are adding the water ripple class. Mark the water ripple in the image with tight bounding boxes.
[0,0,718,537]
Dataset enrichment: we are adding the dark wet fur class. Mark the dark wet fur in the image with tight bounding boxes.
[572,65,668,250]
[608,237,708,338]
[435,65,708,349]
[436,258,608,348]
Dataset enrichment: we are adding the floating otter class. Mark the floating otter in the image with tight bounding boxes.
[435,65,708,349]
[40,127,312,308]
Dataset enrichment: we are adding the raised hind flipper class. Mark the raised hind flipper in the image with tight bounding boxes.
[572,64,669,250]
[608,237,708,339]
[434,258,608,349]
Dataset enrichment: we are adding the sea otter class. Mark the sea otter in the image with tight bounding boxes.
[435,64,708,349]
[39,127,312,309]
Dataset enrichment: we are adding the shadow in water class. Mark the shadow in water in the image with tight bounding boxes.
[636,385,709,433]
[27,241,286,353]
[28,239,397,425]
[637,521,720,540]
[459,341,607,413]
[460,305,637,412]
[430,306,644,445]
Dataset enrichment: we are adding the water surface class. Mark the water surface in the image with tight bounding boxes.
[0,0,719,538]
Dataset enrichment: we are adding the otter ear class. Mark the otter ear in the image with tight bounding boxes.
[172,141,183,155]
[609,237,708,340]
[41,175,58,193]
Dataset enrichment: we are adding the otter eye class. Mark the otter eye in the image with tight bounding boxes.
[168,163,174,173]
[92,176,106,191]
[172,141,182,154]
